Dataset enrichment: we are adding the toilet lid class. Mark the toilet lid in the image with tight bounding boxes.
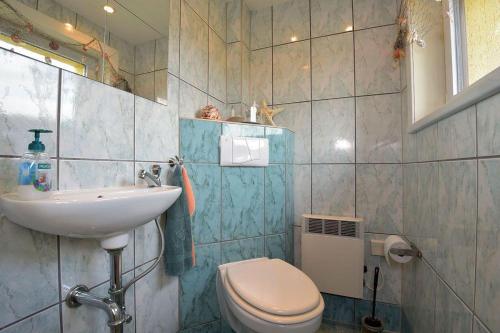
[226,259,320,316]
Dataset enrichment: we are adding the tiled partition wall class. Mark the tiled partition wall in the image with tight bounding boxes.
[249,0,403,330]
[400,89,500,330]
[0,47,179,332]
[177,118,295,332]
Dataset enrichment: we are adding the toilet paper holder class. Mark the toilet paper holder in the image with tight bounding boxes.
[389,242,422,258]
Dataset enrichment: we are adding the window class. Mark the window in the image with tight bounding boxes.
[0,33,85,75]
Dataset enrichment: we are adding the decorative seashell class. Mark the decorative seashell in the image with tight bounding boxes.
[199,105,221,120]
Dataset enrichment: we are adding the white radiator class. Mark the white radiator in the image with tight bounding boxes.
[301,214,364,299]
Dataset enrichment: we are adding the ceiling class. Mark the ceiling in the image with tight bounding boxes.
[55,0,169,45]
[244,0,289,10]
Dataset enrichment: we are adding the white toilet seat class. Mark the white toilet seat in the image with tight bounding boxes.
[217,258,324,333]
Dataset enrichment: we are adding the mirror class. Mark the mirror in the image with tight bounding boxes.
[0,0,170,105]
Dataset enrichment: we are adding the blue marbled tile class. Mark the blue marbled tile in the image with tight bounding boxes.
[476,158,500,333]
[285,227,294,264]
[285,164,294,228]
[222,123,265,137]
[285,129,295,164]
[180,119,221,163]
[221,237,265,264]
[180,243,221,328]
[266,127,286,163]
[0,304,60,333]
[179,320,221,333]
[185,163,221,244]
[265,234,286,260]
[356,164,402,234]
[222,167,265,240]
[435,278,473,333]
[437,160,477,308]
[354,299,401,332]
[322,293,355,325]
[221,318,235,333]
[265,164,286,234]
[477,92,500,157]
[437,106,477,159]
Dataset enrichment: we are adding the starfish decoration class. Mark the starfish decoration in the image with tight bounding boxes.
[259,100,284,126]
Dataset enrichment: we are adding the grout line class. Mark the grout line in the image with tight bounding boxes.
[0,302,61,331]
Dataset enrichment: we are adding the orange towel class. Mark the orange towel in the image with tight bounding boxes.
[181,166,196,266]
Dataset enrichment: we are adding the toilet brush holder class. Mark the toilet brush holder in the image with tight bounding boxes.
[361,316,384,333]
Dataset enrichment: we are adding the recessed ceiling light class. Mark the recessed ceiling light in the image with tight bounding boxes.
[103,5,114,14]
[345,25,353,31]
[290,36,298,42]
[64,22,73,31]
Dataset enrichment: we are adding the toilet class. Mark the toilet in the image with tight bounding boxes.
[216,257,324,333]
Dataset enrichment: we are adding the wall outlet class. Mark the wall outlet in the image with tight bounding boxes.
[371,239,385,256]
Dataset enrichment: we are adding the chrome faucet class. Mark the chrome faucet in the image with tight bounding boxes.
[138,164,162,187]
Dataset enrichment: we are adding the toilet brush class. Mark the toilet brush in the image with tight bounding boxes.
[361,267,383,332]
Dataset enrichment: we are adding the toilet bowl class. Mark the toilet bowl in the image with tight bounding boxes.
[216,257,324,333]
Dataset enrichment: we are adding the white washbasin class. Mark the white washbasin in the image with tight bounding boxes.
[0,185,181,249]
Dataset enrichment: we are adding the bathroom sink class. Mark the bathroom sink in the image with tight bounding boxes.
[0,185,181,249]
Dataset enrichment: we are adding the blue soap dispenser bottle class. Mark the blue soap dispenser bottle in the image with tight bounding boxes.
[17,129,53,199]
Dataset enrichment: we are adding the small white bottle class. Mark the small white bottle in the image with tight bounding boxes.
[250,101,258,123]
[17,129,53,200]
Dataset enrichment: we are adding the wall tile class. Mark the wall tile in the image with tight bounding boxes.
[402,164,418,238]
[417,123,438,162]
[169,0,181,75]
[265,233,286,260]
[185,163,222,244]
[222,167,265,240]
[60,72,134,160]
[435,278,473,333]
[221,237,265,263]
[227,0,241,43]
[357,164,402,234]
[179,81,208,118]
[474,317,492,333]
[250,48,272,104]
[135,96,178,162]
[437,160,477,308]
[241,1,251,48]
[209,30,227,102]
[180,1,208,91]
[363,234,402,304]
[241,43,251,105]
[186,0,209,22]
[402,258,437,333]
[273,40,311,104]
[227,42,242,103]
[0,216,59,328]
[180,119,221,163]
[322,293,355,325]
[353,0,397,30]
[293,225,302,267]
[354,299,401,331]
[109,34,135,74]
[476,158,500,333]
[154,69,168,104]
[135,264,179,333]
[354,25,400,95]
[180,321,222,333]
[250,7,272,49]
[437,106,477,159]
[209,0,227,41]
[135,72,155,100]
[311,0,353,38]
[285,163,295,227]
[38,0,76,26]
[312,33,354,99]
[180,243,221,328]
[266,127,286,163]
[272,0,310,45]
[0,49,58,157]
[402,88,418,163]
[135,40,155,74]
[356,93,402,163]
[0,304,60,333]
[274,102,311,164]
[477,92,500,156]
[312,164,355,216]
[286,128,295,164]
[135,218,164,266]
[265,164,286,234]
[312,98,355,163]
[58,160,134,190]
[285,226,294,263]
[155,37,169,70]
[293,164,311,226]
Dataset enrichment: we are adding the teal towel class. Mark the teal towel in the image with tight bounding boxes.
[164,165,194,276]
